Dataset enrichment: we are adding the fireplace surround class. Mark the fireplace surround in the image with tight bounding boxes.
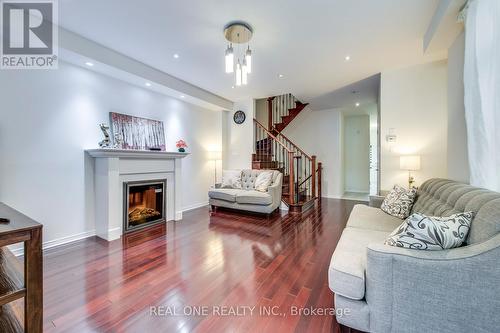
[86,149,188,241]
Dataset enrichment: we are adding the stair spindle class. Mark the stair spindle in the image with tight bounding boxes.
[312,155,317,199]
[289,152,295,205]
[281,95,284,120]
[274,99,277,129]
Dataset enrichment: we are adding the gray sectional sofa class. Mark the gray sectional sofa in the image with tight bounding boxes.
[208,169,282,214]
[329,178,500,333]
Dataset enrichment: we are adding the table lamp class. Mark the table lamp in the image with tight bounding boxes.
[400,155,421,188]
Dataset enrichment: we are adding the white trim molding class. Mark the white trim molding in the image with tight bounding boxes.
[10,229,96,257]
[182,201,209,213]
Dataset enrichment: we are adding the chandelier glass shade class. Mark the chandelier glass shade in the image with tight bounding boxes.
[225,45,234,73]
[224,22,253,87]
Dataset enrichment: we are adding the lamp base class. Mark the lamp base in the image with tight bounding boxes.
[408,172,415,189]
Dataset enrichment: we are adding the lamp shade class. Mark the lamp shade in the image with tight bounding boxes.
[208,151,222,160]
[400,155,421,171]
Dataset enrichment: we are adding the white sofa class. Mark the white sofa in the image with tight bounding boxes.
[208,169,283,214]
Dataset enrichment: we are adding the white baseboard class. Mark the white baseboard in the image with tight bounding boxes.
[182,201,208,212]
[280,202,289,211]
[106,227,122,241]
[340,197,369,202]
[10,229,96,257]
[10,202,210,257]
[322,194,343,199]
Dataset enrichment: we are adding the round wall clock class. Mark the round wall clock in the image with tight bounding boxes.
[233,110,246,124]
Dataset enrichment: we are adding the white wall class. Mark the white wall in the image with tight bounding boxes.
[221,110,230,172]
[447,32,469,183]
[0,61,222,246]
[226,99,255,170]
[344,115,370,193]
[380,60,448,190]
[282,108,343,198]
[255,98,268,129]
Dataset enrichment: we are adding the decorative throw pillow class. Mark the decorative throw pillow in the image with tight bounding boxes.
[385,212,474,250]
[221,170,242,189]
[254,171,273,192]
[381,185,418,219]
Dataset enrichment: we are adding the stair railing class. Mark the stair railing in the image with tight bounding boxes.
[276,131,318,202]
[317,162,323,202]
[254,119,297,204]
[254,119,323,206]
[268,93,298,131]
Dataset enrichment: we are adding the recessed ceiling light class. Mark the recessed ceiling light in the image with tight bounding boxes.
[85,62,94,67]
[231,85,235,89]
[145,82,152,87]
[173,54,180,59]
[180,95,185,98]
[278,74,284,78]
[345,55,351,61]
[355,102,360,107]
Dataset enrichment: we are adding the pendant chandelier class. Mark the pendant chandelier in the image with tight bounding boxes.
[224,21,253,87]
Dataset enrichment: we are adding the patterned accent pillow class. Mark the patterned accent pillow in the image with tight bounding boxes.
[381,185,417,219]
[385,212,474,250]
[221,170,242,189]
[254,171,273,192]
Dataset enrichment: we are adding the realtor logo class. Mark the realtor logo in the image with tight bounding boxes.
[1,0,58,69]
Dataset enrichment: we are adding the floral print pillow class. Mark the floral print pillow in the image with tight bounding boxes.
[385,212,474,250]
[381,185,418,219]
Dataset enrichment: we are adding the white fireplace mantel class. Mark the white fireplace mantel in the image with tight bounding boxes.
[86,149,188,241]
[86,149,189,159]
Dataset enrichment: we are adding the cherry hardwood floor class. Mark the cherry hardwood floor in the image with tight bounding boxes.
[42,198,364,333]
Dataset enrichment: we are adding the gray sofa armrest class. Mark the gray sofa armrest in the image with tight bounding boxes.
[369,195,384,208]
[267,173,283,208]
[365,233,500,332]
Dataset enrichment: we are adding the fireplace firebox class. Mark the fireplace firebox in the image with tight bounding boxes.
[124,180,166,233]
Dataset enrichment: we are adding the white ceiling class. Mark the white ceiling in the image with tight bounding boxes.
[59,0,448,105]
[308,74,380,111]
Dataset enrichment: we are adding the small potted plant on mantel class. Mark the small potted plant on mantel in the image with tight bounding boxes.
[176,140,187,153]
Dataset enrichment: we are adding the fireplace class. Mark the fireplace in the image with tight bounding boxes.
[123,180,166,233]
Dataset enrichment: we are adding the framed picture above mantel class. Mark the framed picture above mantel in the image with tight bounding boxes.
[109,112,166,151]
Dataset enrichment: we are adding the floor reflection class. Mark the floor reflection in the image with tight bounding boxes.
[42,200,358,332]
[208,205,324,267]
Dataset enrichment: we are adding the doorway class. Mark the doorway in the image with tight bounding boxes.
[341,103,379,201]
[343,115,370,200]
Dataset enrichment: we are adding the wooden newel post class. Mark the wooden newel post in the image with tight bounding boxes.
[294,155,301,204]
[288,151,295,205]
[317,162,322,201]
[267,97,275,132]
[311,155,317,199]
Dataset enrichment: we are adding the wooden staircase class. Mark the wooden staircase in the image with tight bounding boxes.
[253,94,322,213]
[268,94,309,135]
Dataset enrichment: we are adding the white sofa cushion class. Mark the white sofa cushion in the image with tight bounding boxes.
[236,190,273,205]
[329,227,389,300]
[347,204,403,233]
[208,189,243,202]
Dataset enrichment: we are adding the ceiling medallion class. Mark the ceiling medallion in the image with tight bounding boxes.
[224,21,253,87]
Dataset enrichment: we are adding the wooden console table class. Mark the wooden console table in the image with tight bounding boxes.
[0,203,42,333]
